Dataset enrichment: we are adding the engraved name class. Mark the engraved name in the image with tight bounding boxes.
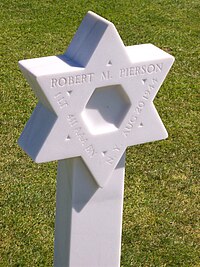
[51,72,94,88]
[119,63,163,78]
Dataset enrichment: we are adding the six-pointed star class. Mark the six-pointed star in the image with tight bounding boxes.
[18,11,174,187]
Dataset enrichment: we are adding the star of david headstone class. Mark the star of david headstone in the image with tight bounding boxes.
[18,11,174,267]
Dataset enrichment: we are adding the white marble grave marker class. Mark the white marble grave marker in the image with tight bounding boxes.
[18,11,174,267]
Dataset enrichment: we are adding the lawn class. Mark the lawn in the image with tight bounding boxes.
[1,0,199,266]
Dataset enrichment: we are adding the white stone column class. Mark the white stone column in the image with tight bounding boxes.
[54,153,125,267]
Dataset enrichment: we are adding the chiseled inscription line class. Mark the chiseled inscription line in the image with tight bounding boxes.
[67,114,97,158]
[123,77,158,137]
[51,63,163,90]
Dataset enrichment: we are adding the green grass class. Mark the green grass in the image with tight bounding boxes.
[1,0,199,266]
